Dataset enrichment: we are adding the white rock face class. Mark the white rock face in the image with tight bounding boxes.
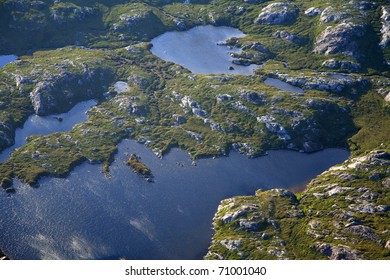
[380,6,390,48]
[254,3,299,25]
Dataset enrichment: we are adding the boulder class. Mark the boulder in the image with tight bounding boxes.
[315,243,362,260]
[273,30,304,45]
[254,3,299,25]
[305,7,321,17]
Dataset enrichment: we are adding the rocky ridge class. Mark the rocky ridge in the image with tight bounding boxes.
[206,150,390,260]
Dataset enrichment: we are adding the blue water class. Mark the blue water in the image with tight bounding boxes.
[0,55,17,68]
[265,78,305,94]
[0,100,97,162]
[0,139,349,260]
[151,25,260,75]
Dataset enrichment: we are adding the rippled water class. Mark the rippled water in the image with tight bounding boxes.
[0,139,349,260]
[151,25,260,75]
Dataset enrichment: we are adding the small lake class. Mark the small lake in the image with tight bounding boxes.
[0,139,349,260]
[0,55,17,68]
[0,100,97,162]
[151,25,260,75]
[264,78,305,94]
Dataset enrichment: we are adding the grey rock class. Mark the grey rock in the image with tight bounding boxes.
[382,178,390,188]
[315,243,362,260]
[128,75,149,89]
[242,42,270,53]
[173,114,186,124]
[322,59,361,73]
[380,6,390,48]
[221,210,246,223]
[349,202,389,214]
[385,240,390,250]
[192,108,208,118]
[173,18,186,30]
[347,225,380,243]
[308,220,321,229]
[305,7,321,17]
[314,22,366,58]
[262,233,270,240]
[50,4,95,24]
[220,239,242,251]
[320,6,349,24]
[238,90,266,104]
[216,94,233,103]
[273,30,304,45]
[254,3,299,25]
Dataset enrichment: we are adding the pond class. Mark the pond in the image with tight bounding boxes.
[0,55,17,68]
[151,25,260,75]
[0,100,97,162]
[0,139,349,260]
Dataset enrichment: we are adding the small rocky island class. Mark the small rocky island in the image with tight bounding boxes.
[126,153,153,182]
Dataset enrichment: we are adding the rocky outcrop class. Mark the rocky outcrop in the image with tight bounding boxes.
[319,6,349,24]
[29,67,112,115]
[322,59,361,73]
[314,22,366,59]
[271,72,368,94]
[380,6,390,48]
[206,150,390,260]
[0,115,15,151]
[50,4,96,24]
[273,30,304,45]
[305,7,321,17]
[254,3,299,25]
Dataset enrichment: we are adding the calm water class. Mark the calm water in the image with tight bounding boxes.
[151,25,260,75]
[0,139,349,260]
[0,55,17,68]
[264,78,304,94]
[0,100,97,162]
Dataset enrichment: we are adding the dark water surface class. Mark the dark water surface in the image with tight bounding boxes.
[0,139,349,260]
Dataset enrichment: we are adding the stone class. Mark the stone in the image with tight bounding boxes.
[382,178,390,188]
[305,7,321,17]
[273,30,304,45]
[254,3,299,25]
[320,7,349,24]
[380,6,390,48]
[347,225,380,243]
[308,220,321,229]
[315,243,362,260]
[173,114,186,124]
[322,59,361,73]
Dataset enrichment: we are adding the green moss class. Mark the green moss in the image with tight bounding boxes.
[126,153,152,176]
